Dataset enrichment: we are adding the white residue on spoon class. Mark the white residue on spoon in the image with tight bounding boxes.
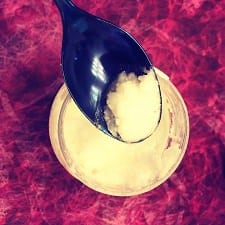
[104,69,161,143]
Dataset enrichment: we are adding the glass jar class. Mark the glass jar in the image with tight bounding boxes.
[49,68,189,196]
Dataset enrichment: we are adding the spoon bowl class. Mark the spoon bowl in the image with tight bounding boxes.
[54,0,162,142]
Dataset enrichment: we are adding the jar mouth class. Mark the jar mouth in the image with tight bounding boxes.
[49,68,189,196]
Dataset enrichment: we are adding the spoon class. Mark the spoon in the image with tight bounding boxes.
[54,0,162,142]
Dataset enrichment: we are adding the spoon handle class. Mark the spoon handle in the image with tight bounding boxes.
[54,0,75,11]
[54,0,84,22]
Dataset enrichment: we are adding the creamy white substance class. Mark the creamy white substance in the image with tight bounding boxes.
[61,89,181,193]
[104,70,161,143]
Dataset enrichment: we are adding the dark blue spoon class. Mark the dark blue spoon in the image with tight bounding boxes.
[54,0,161,142]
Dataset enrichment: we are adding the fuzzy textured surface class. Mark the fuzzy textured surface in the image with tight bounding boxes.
[0,0,225,224]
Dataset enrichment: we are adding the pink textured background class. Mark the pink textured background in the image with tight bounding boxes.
[1,0,225,224]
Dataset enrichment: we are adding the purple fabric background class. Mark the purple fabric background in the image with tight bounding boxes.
[0,0,225,224]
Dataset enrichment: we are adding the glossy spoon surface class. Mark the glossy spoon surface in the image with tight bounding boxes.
[54,0,161,142]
